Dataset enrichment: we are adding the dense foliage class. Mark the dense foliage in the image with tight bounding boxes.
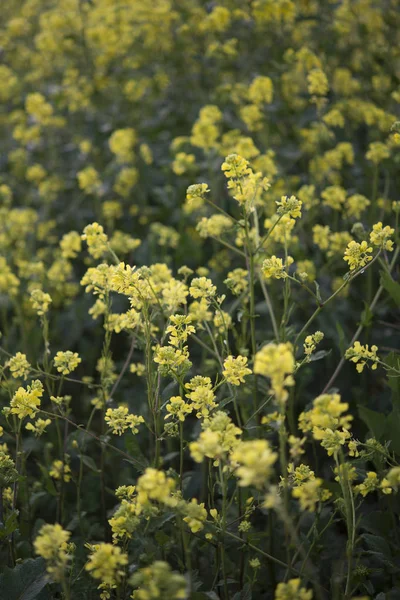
[0,1,400,599]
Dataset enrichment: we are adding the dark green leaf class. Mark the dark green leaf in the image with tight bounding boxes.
[0,558,50,600]
[81,455,99,473]
[380,270,400,307]
[309,349,331,362]
[358,406,386,440]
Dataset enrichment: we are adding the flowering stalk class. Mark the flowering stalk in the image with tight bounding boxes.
[218,462,229,600]
[335,452,356,599]
[322,245,399,393]
[294,249,383,349]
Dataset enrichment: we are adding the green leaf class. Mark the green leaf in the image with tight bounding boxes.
[362,533,392,558]
[314,280,322,304]
[233,583,252,600]
[383,410,400,455]
[335,322,347,355]
[360,301,374,327]
[385,352,400,410]
[0,558,50,600]
[81,455,99,473]
[124,436,149,469]
[380,270,400,307]
[0,510,19,539]
[358,406,386,440]
[309,349,331,362]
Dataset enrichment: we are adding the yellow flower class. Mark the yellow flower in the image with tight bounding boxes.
[166,314,196,347]
[25,418,51,437]
[81,222,109,259]
[190,411,242,463]
[172,152,195,175]
[34,523,71,582]
[369,222,394,251]
[213,310,232,334]
[50,459,71,482]
[303,331,324,357]
[343,240,373,271]
[231,439,277,489]
[105,407,144,435]
[307,68,329,96]
[197,215,233,239]
[321,186,346,211]
[77,166,101,194]
[165,396,193,422]
[54,351,81,375]
[109,499,140,541]
[224,268,249,295]
[185,376,216,418]
[262,256,294,280]
[189,277,216,300]
[60,231,82,259]
[85,543,128,586]
[153,345,192,377]
[184,183,210,214]
[346,194,370,219]
[183,498,207,533]
[345,341,379,373]
[276,195,302,219]
[366,141,390,164]
[248,76,273,105]
[292,478,330,512]
[254,343,295,405]
[136,468,177,509]
[312,225,330,250]
[274,578,313,600]
[10,380,44,420]
[221,153,251,179]
[130,561,187,599]
[299,393,351,434]
[109,128,136,162]
[355,472,379,497]
[7,352,31,379]
[30,288,52,316]
[222,355,252,386]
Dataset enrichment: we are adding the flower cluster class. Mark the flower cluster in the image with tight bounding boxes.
[345,341,379,373]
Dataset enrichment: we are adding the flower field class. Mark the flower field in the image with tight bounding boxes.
[1,1,400,598]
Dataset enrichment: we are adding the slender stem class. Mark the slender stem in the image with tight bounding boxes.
[108,335,136,400]
[255,214,284,253]
[210,235,246,258]
[321,246,399,393]
[294,250,383,349]
[259,274,280,341]
[38,409,146,469]
[219,464,229,600]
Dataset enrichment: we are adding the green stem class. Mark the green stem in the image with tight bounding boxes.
[294,250,383,349]
[321,245,399,393]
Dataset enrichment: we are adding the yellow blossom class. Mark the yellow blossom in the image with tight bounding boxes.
[345,341,379,373]
[30,288,52,316]
[231,439,277,489]
[34,524,71,582]
[343,240,373,271]
[10,380,44,419]
[183,498,207,533]
[369,222,394,251]
[7,352,31,379]
[85,543,128,587]
[222,355,252,386]
[54,351,81,375]
[254,343,295,405]
[274,578,313,600]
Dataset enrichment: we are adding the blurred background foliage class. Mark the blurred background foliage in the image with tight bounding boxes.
[0,0,400,598]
